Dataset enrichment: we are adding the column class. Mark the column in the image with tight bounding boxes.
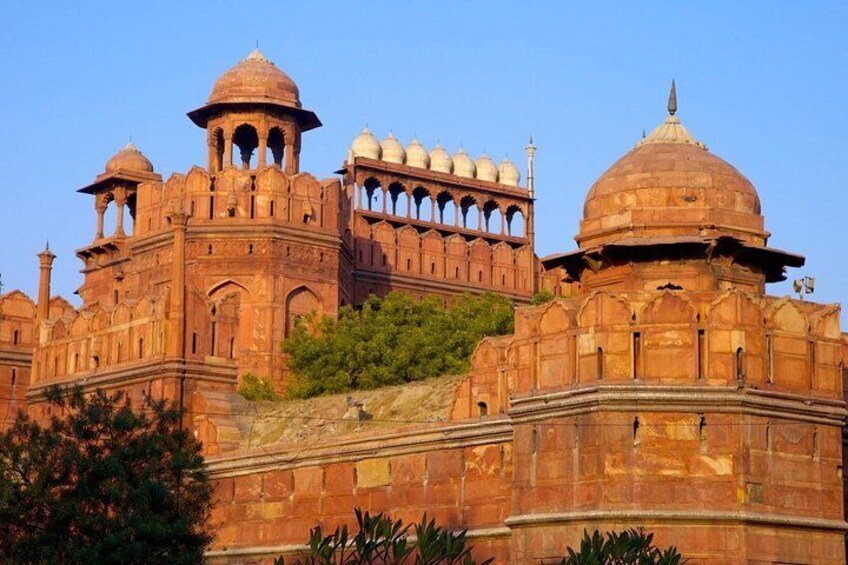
[113,187,128,236]
[94,195,108,240]
[223,134,233,170]
[167,211,188,358]
[406,193,412,219]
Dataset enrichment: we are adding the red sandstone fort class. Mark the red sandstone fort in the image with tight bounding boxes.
[1,51,846,563]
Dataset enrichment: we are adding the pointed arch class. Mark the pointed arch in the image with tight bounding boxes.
[285,285,322,337]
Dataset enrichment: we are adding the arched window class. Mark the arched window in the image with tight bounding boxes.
[233,124,259,169]
[633,417,641,446]
[363,178,384,212]
[597,347,604,379]
[267,127,285,167]
[483,200,502,233]
[12,330,19,345]
[212,128,225,172]
[477,401,488,418]
[11,368,17,386]
[138,338,144,359]
[735,347,745,381]
[285,287,321,338]
[506,205,525,237]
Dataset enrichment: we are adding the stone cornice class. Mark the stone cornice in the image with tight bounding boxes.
[205,417,513,478]
[504,509,848,532]
[0,349,32,365]
[508,385,847,426]
[26,358,237,401]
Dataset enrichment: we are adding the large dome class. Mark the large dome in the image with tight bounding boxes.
[578,113,765,249]
[208,49,301,107]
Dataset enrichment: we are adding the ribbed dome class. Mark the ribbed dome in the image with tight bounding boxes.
[429,144,453,174]
[350,127,381,160]
[579,114,765,249]
[208,49,301,107]
[452,148,476,178]
[105,142,154,173]
[406,138,430,169]
[475,154,499,182]
[380,133,406,164]
[497,158,520,186]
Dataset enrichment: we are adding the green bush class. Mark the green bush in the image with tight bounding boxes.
[531,289,555,305]
[560,528,685,564]
[283,292,515,399]
[275,508,493,565]
[237,373,281,401]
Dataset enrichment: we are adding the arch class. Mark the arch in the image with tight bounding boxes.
[363,177,384,212]
[211,128,225,172]
[285,286,321,337]
[267,126,285,168]
[766,299,808,334]
[707,289,763,328]
[388,182,408,217]
[505,205,525,237]
[577,291,634,327]
[641,292,697,324]
[436,191,456,225]
[207,278,251,299]
[233,123,259,169]
[412,186,432,221]
[539,300,572,334]
[460,195,479,230]
[483,200,502,234]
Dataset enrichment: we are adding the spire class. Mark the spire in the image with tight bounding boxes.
[525,136,537,198]
[668,79,678,116]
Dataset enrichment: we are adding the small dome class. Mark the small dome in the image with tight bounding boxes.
[208,49,301,107]
[406,138,430,169]
[105,142,154,173]
[452,148,476,178]
[429,143,453,174]
[380,133,406,165]
[350,127,381,160]
[475,154,499,183]
[497,158,520,186]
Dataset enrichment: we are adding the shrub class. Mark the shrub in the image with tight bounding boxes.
[531,289,555,305]
[275,508,493,565]
[238,373,281,401]
[560,528,685,564]
[283,292,514,398]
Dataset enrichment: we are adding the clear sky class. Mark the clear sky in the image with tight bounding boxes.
[0,2,845,312]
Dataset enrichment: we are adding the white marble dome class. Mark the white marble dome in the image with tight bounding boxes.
[497,157,520,186]
[452,148,476,178]
[475,154,499,183]
[380,133,406,164]
[350,127,381,160]
[406,138,430,169]
[429,143,453,174]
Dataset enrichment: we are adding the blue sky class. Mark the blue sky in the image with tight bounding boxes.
[1,2,845,312]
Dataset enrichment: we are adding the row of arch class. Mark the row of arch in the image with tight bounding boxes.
[356,178,526,237]
[210,123,287,172]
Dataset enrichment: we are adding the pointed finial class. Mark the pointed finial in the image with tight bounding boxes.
[45,240,50,251]
[641,127,646,139]
[668,79,678,116]
[256,39,259,49]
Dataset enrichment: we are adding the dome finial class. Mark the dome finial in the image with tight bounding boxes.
[668,79,678,116]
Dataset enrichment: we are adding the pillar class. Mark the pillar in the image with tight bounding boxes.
[406,193,412,219]
[223,135,233,170]
[36,244,56,323]
[113,187,128,236]
[167,210,188,358]
[95,195,108,240]
[257,126,268,169]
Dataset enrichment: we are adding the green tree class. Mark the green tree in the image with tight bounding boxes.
[560,528,685,564]
[276,508,493,565]
[283,292,514,399]
[238,373,281,401]
[0,386,213,565]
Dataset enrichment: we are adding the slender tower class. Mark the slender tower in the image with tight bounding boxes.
[36,242,55,324]
[525,137,538,292]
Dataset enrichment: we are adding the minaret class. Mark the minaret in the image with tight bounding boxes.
[525,137,538,292]
[36,242,56,322]
[525,136,536,198]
